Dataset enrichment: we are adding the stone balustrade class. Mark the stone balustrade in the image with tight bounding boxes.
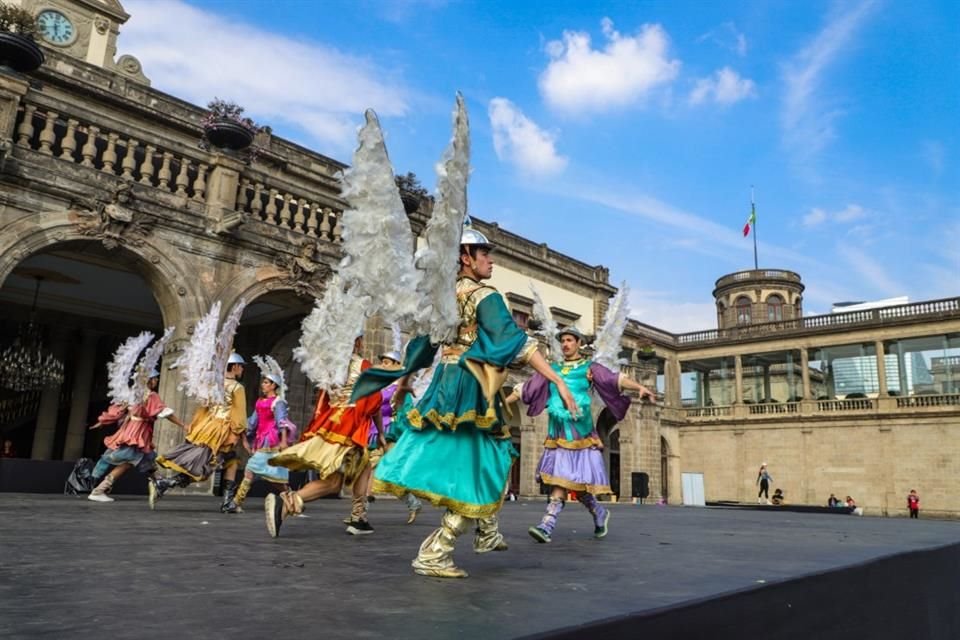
[235,177,342,243]
[14,102,209,201]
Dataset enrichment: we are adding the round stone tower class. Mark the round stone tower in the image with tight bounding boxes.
[712,269,805,329]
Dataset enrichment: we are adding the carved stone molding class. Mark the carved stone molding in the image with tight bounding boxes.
[73,183,153,250]
[273,239,332,298]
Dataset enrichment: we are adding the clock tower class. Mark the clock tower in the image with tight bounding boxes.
[13,0,149,84]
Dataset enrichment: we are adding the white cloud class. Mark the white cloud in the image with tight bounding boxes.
[781,1,878,166]
[689,67,757,106]
[802,204,866,227]
[697,22,748,57]
[121,0,410,151]
[837,244,907,299]
[539,18,681,114]
[628,288,718,333]
[488,98,568,177]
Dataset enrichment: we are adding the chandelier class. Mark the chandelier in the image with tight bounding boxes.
[0,275,65,391]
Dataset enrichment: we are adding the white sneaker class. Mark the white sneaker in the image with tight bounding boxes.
[88,492,114,503]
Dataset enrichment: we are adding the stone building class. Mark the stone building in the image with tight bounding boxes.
[1,0,957,517]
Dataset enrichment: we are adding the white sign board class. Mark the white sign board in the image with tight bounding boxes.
[681,472,705,507]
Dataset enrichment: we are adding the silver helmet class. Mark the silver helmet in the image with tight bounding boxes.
[227,352,246,365]
[461,216,492,247]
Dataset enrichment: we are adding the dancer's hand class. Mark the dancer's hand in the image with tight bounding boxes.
[557,381,580,418]
[88,422,103,431]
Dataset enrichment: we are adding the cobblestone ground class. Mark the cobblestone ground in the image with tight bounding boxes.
[1,493,957,639]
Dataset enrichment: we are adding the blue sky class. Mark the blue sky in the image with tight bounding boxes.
[120,0,959,331]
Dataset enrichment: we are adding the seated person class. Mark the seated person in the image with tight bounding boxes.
[828,493,840,507]
[771,488,785,506]
[845,495,856,508]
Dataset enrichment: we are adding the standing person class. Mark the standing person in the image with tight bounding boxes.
[514,326,655,544]
[232,356,297,513]
[263,335,383,537]
[370,350,422,525]
[349,226,580,578]
[150,352,248,511]
[88,369,187,502]
[1,439,16,458]
[757,463,772,503]
[907,489,920,518]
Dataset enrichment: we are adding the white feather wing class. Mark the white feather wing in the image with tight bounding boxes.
[529,282,561,362]
[338,110,420,326]
[107,331,154,405]
[413,93,470,343]
[294,274,370,389]
[131,326,174,402]
[174,301,221,406]
[593,282,631,370]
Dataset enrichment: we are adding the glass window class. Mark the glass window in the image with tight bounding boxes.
[512,309,529,329]
[809,343,879,399]
[884,334,959,396]
[736,296,752,325]
[681,357,736,407]
[767,294,784,322]
[742,349,802,402]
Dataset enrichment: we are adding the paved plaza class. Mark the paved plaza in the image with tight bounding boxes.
[1,493,958,639]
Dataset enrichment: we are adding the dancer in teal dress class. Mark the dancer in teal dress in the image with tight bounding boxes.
[515,327,655,543]
[351,226,579,578]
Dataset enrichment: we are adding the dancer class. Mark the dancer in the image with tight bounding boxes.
[233,356,297,512]
[88,329,184,502]
[517,324,655,543]
[150,300,248,512]
[264,335,383,537]
[350,225,579,578]
[375,349,422,525]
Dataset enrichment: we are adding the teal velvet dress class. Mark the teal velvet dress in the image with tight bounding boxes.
[353,277,536,518]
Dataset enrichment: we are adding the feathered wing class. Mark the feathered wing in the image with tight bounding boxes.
[411,348,442,397]
[131,326,175,402]
[337,109,420,326]
[593,282,631,370]
[294,274,370,390]
[174,301,221,407]
[106,331,154,405]
[529,282,561,362]
[391,322,403,354]
[210,298,247,405]
[413,93,470,343]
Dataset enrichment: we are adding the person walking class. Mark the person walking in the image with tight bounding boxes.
[757,463,772,503]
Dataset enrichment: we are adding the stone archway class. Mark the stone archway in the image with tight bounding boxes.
[0,237,196,463]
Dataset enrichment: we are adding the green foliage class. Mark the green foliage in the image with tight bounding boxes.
[0,3,38,39]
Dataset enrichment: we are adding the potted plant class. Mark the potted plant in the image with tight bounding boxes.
[395,171,428,214]
[0,3,44,73]
[200,98,261,152]
[637,340,656,361]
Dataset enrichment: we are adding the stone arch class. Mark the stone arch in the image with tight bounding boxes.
[0,209,206,326]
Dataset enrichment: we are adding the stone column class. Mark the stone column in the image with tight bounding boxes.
[800,347,811,400]
[0,73,30,147]
[763,365,772,402]
[734,355,744,404]
[519,415,547,497]
[204,153,246,234]
[664,356,681,407]
[30,329,69,460]
[874,340,888,397]
[62,330,99,460]
[154,335,194,455]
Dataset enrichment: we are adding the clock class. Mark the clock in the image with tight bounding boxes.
[36,9,77,47]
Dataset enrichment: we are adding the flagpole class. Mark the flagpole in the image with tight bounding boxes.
[751,186,758,270]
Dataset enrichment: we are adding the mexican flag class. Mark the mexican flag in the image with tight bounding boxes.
[742,203,756,237]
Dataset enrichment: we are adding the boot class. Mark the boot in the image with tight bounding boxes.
[148,474,190,510]
[412,510,471,578]
[233,477,252,511]
[221,479,240,514]
[265,490,303,538]
[474,514,508,553]
[88,475,115,503]
[405,492,422,525]
[528,496,565,543]
[346,495,374,535]
[578,493,610,539]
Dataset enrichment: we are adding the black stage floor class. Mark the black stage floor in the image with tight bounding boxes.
[1,493,957,639]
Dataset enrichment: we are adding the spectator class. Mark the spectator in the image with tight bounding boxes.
[771,488,785,506]
[0,439,15,459]
[827,493,840,508]
[907,489,920,519]
[846,495,864,516]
